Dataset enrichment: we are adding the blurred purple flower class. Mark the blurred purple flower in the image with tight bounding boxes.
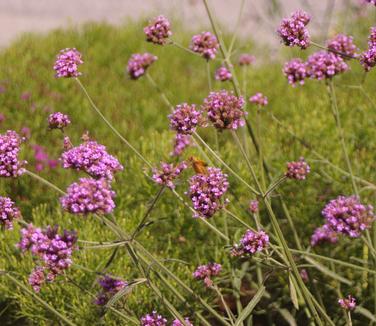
[0,196,21,230]
[338,295,356,311]
[48,112,71,130]
[238,54,255,66]
[94,275,127,306]
[285,157,310,180]
[327,34,358,59]
[0,130,27,177]
[53,48,83,78]
[310,224,338,246]
[306,51,348,80]
[215,66,232,81]
[190,32,219,60]
[140,311,168,326]
[193,262,221,287]
[144,15,172,45]
[127,53,157,79]
[249,93,268,106]
[152,161,187,189]
[283,58,307,86]
[169,103,202,135]
[231,229,269,256]
[171,133,191,157]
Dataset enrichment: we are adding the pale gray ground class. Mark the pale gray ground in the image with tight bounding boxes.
[0,0,360,48]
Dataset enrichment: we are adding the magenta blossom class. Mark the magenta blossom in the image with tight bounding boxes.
[338,295,356,311]
[168,103,203,135]
[94,275,127,306]
[127,53,157,79]
[327,34,358,59]
[306,51,348,80]
[172,318,193,326]
[170,133,191,157]
[285,157,310,180]
[310,224,338,247]
[193,262,221,287]
[215,66,232,81]
[0,130,27,177]
[283,58,307,86]
[249,93,268,107]
[360,46,376,72]
[48,112,71,130]
[190,32,219,60]
[231,229,269,256]
[144,15,172,45]
[239,54,255,66]
[140,311,168,326]
[53,48,83,78]
[152,161,188,189]
[249,200,259,214]
[0,196,21,230]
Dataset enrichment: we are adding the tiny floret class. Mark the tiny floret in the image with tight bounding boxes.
[144,15,172,45]
[127,53,157,79]
[171,133,191,157]
[238,54,255,66]
[310,224,338,247]
[193,262,221,287]
[53,48,83,78]
[48,112,71,130]
[249,93,268,106]
[338,295,356,311]
[285,157,310,180]
[249,200,259,214]
[231,230,269,256]
[190,32,219,60]
[0,196,21,230]
[152,161,188,189]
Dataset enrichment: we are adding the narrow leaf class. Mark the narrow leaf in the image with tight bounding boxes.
[355,306,376,322]
[234,285,265,326]
[277,308,297,326]
[105,278,147,309]
[289,275,299,310]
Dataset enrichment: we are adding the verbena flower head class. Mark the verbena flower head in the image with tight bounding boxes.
[190,32,219,60]
[365,0,376,5]
[283,58,307,86]
[249,200,259,214]
[60,178,116,215]
[18,224,78,292]
[152,161,188,189]
[127,53,157,79]
[215,66,232,81]
[53,48,83,78]
[172,318,193,326]
[193,262,221,287]
[277,10,311,49]
[322,195,374,237]
[94,275,127,306]
[338,295,356,311]
[327,34,358,59]
[61,140,123,180]
[171,133,191,157]
[48,112,71,130]
[0,130,26,177]
[187,167,229,218]
[231,230,269,256]
[238,54,255,66]
[368,26,376,47]
[168,103,202,134]
[310,224,338,246]
[140,311,168,326]
[300,269,309,283]
[306,51,348,80]
[360,46,376,72]
[144,15,172,45]
[249,93,268,107]
[0,196,21,230]
[285,157,310,180]
[203,90,247,130]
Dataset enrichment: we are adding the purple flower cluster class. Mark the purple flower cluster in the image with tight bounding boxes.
[60,178,116,215]
[193,262,222,287]
[327,34,358,59]
[168,103,202,134]
[238,54,255,66]
[172,318,193,326]
[310,224,338,247]
[338,295,356,311]
[306,51,348,80]
[32,144,58,172]
[249,93,268,107]
[171,134,191,157]
[187,167,229,218]
[360,27,376,71]
[127,53,157,79]
[61,140,123,180]
[0,196,21,230]
[94,275,127,306]
[203,90,247,130]
[215,66,232,81]
[48,112,71,130]
[231,230,269,257]
[322,195,374,237]
[364,0,376,5]
[144,15,172,45]
[152,161,188,189]
[140,311,168,326]
[285,157,310,180]
[53,48,83,78]
[18,224,77,292]
[249,200,259,214]
[190,32,219,60]
[277,10,311,49]
[0,130,26,177]
[283,58,307,87]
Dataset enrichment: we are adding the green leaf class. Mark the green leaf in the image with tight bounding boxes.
[355,306,376,322]
[277,308,297,326]
[234,285,265,326]
[289,275,299,310]
[105,278,147,309]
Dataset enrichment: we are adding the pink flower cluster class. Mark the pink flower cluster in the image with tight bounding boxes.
[306,51,348,80]
[32,144,58,172]
[0,196,21,230]
[215,66,232,81]
[170,134,191,157]
[60,178,116,215]
[94,275,127,306]
[360,27,376,71]
[231,230,269,256]
[18,224,77,292]
[127,53,157,79]
[285,157,310,180]
[322,195,374,238]
[168,103,202,134]
[203,90,247,130]
[338,295,356,311]
[144,15,172,45]
[141,311,168,326]
[0,130,26,177]
[277,10,311,49]
[53,48,83,78]
[188,167,229,218]
[327,34,358,59]
[283,58,307,87]
[364,0,376,5]
[152,161,188,189]
[310,224,338,247]
[238,54,255,66]
[48,112,71,130]
[61,140,123,180]
[190,32,219,60]
[193,262,221,287]
[249,93,268,106]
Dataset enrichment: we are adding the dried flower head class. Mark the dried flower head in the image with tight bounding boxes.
[0,130,26,177]
[144,15,172,45]
[249,93,268,106]
[168,103,202,135]
[327,34,358,59]
[277,10,311,49]
[338,295,356,311]
[322,195,374,237]
[238,54,255,66]
[140,311,168,326]
[187,167,229,218]
[310,224,338,246]
[306,51,348,80]
[127,53,157,79]
[170,133,191,157]
[53,48,83,78]
[193,262,221,287]
[60,178,116,215]
[190,32,219,60]
[249,200,259,214]
[94,275,127,306]
[203,90,246,130]
[231,230,269,256]
[283,58,307,86]
[285,157,310,180]
[0,196,21,230]
[152,161,188,189]
[48,112,71,130]
[215,66,232,81]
